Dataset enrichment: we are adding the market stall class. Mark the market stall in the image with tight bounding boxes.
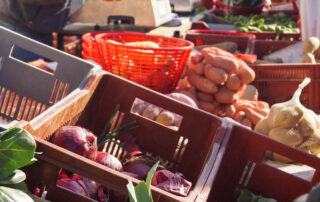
[2,0,320,202]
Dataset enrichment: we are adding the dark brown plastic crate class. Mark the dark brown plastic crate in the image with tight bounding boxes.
[250,39,297,60]
[208,125,320,202]
[23,72,228,202]
[250,64,320,113]
[185,29,255,53]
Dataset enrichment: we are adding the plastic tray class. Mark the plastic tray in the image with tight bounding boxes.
[0,26,100,129]
[208,125,320,202]
[185,29,256,53]
[24,72,228,202]
[250,64,320,113]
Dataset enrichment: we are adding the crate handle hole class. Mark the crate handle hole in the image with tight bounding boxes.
[263,150,315,182]
[130,98,182,131]
[10,45,57,74]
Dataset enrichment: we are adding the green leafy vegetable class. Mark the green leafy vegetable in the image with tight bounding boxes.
[0,127,37,202]
[0,186,34,202]
[0,169,26,185]
[237,189,277,202]
[0,128,36,178]
[127,161,160,202]
[214,12,299,39]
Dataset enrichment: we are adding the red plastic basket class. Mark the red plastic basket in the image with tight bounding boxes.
[95,32,194,94]
[81,32,103,65]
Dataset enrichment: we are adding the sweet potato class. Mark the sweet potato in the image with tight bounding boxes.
[197,92,214,102]
[189,62,205,75]
[243,108,264,125]
[187,70,218,94]
[204,64,228,84]
[234,111,246,123]
[237,60,255,84]
[204,53,238,73]
[201,47,235,58]
[199,101,216,113]
[226,74,242,91]
[191,52,204,64]
[241,118,253,128]
[225,104,236,118]
[212,105,225,116]
[214,86,239,104]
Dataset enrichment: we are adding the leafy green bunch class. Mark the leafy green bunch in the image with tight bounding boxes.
[0,128,36,202]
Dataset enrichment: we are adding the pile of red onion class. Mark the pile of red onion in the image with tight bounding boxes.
[53,125,192,200]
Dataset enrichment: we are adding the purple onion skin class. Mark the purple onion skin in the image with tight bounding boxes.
[53,126,97,160]
[151,170,192,197]
[123,161,151,180]
[57,178,90,198]
[95,151,123,172]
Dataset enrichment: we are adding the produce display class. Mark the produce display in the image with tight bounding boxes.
[51,108,192,200]
[255,78,320,162]
[215,12,299,38]
[185,46,269,128]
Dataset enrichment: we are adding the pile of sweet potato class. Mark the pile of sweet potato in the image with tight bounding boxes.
[182,47,269,128]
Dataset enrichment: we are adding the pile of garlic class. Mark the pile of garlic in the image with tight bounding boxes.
[254,78,320,162]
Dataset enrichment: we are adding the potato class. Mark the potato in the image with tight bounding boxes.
[197,92,214,102]
[268,128,303,147]
[308,143,320,155]
[204,64,228,84]
[142,105,161,120]
[187,69,218,94]
[254,118,270,135]
[156,111,175,126]
[199,101,216,113]
[240,85,258,100]
[301,53,316,63]
[226,74,242,91]
[215,86,239,104]
[302,37,320,54]
[273,153,294,163]
[174,87,199,106]
[204,53,238,73]
[132,101,148,114]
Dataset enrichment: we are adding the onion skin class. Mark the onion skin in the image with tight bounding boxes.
[95,152,123,172]
[53,126,97,160]
[123,161,151,180]
[151,170,192,197]
[57,178,90,198]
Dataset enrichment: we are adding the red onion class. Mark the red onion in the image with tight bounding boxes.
[72,174,98,200]
[151,170,192,197]
[95,151,123,172]
[57,178,90,198]
[53,126,97,160]
[123,160,151,180]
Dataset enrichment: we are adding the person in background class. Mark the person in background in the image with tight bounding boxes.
[0,0,71,62]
